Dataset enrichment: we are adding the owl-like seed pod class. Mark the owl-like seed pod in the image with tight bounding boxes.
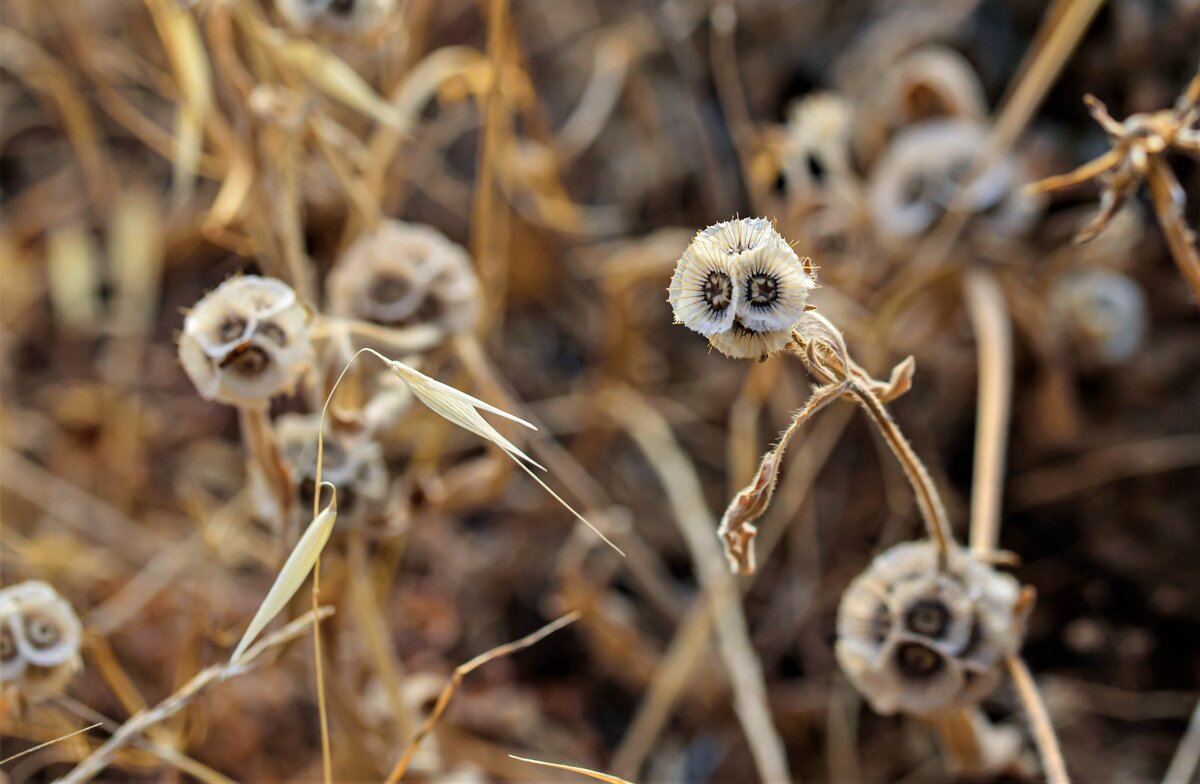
[178,276,312,409]
[264,413,389,532]
[836,541,1032,717]
[326,220,481,338]
[868,119,1038,239]
[276,0,394,36]
[669,218,816,360]
[783,92,854,202]
[1050,269,1147,366]
[0,581,83,703]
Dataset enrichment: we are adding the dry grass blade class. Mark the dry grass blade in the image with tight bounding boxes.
[382,611,582,783]
[230,487,337,663]
[1163,696,1200,784]
[143,0,212,207]
[1008,655,1071,784]
[963,269,1013,555]
[717,380,846,574]
[510,755,635,784]
[0,723,101,765]
[1146,159,1200,301]
[58,608,334,784]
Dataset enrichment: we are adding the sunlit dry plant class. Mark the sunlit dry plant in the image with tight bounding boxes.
[1028,67,1200,299]
[0,581,83,706]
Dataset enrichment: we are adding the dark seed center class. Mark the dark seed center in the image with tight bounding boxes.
[371,274,412,306]
[217,317,248,343]
[259,321,290,347]
[220,345,270,377]
[896,642,943,679]
[747,273,779,306]
[25,615,61,648]
[0,627,16,660]
[703,270,733,311]
[327,0,355,16]
[905,599,950,639]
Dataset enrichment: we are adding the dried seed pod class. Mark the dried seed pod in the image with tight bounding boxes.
[1050,269,1147,366]
[264,413,388,532]
[275,0,394,36]
[326,220,481,337]
[178,276,312,409]
[783,92,854,202]
[0,581,83,702]
[855,46,987,165]
[836,541,1032,716]
[669,218,816,360]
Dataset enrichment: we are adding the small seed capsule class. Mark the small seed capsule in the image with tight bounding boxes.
[1050,269,1147,366]
[326,220,481,338]
[669,218,816,360]
[0,581,83,703]
[836,541,1032,716]
[178,276,312,409]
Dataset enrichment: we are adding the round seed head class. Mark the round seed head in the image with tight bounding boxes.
[784,92,853,197]
[669,218,815,352]
[868,119,1020,238]
[326,220,480,337]
[276,0,394,36]
[268,413,388,531]
[1051,269,1147,365]
[0,581,82,671]
[836,540,1031,716]
[178,276,312,409]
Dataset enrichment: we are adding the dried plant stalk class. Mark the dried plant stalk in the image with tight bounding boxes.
[1007,655,1071,784]
[58,608,335,784]
[382,612,580,783]
[510,755,635,783]
[1146,159,1200,300]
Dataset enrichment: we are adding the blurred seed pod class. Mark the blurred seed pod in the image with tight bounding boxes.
[275,0,395,37]
[855,46,987,166]
[670,218,816,360]
[868,119,1040,240]
[326,220,481,338]
[1050,269,1148,366]
[783,92,854,204]
[836,541,1032,717]
[264,413,389,532]
[178,276,313,408]
[0,581,83,703]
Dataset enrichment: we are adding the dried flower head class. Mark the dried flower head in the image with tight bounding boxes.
[178,276,312,408]
[327,220,481,337]
[276,0,394,36]
[269,413,388,532]
[669,218,816,360]
[1050,269,1147,366]
[836,541,1032,716]
[0,581,83,703]
[869,119,1038,239]
[783,92,854,200]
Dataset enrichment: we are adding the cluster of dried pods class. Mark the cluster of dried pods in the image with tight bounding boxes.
[0,581,83,706]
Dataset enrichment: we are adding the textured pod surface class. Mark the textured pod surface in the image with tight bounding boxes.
[868,119,1038,239]
[178,276,312,408]
[836,541,1031,716]
[270,413,389,531]
[669,218,815,359]
[0,581,83,702]
[326,220,481,337]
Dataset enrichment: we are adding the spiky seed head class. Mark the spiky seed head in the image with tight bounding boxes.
[669,218,816,360]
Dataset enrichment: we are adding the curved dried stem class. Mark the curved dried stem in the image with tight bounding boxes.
[1146,158,1200,301]
[1008,655,1071,784]
[963,269,1013,555]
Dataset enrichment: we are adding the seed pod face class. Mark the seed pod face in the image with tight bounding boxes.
[179,276,312,408]
[276,0,394,36]
[0,612,26,681]
[868,119,1020,238]
[1050,269,1147,365]
[670,218,816,359]
[271,414,388,531]
[0,581,82,672]
[836,541,1030,716]
[326,220,481,337]
[784,92,853,199]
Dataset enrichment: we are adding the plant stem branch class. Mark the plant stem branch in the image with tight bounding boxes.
[1008,655,1071,784]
